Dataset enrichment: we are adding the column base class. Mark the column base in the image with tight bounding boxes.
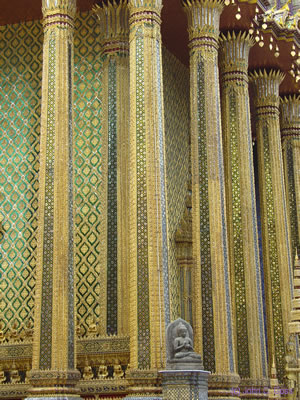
[239,378,269,400]
[26,397,82,400]
[27,370,81,399]
[160,369,209,400]
[125,369,162,399]
[125,397,162,399]
[208,373,241,400]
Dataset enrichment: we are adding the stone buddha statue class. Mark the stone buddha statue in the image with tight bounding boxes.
[174,323,202,361]
[166,318,203,370]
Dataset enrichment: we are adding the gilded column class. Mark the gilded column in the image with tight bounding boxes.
[28,0,81,398]
[219,32,268,388]
[182,0,239,396]
[250,70,293,382]
[94,0,130,336]
[126,0,170,397]
[280,95,300,263]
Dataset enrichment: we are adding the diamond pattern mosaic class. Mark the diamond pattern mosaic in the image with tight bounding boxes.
[0,12,104,337]
[197,57,215,372]
[107,58,118,335]
[40,32,56,370]
[285,141,300,262]
[229,90,249,377]
[135,30,151,369]
[163,48,190,321]
[262,123,285,381]
[73,12,104,335]
[0,20,43,334]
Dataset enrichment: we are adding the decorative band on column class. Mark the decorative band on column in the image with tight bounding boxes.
[43,13,74,29]
[283,141,299,257]
[135,29,151,369]
[216,67,235,375]
[107,58,118,335]
[197,56,215,372]
[39,32,56,370]
[67,41,75,369]
[129,10,161,26]
[281,95,300,265]
[229,90,250,376]
[247,92,268,379]
[156,39,170,326]
[262,122,285,378]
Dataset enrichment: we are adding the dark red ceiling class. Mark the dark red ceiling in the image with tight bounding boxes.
[0,0,299,93]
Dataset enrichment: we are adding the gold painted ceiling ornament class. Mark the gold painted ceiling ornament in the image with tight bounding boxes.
[260,0,299,31]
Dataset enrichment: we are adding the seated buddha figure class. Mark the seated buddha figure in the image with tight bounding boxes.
[173,323,202,361]
[166,318,203,370]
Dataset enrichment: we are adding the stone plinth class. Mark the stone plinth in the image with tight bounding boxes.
[160,370,209,400]
[125,397,162,400]
[27,398,82,400]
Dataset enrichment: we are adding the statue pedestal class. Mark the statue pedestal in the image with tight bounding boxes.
[159,369,209,400]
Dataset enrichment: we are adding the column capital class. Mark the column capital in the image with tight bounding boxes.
[219,31,254,83]
[42,0,76,19]
[182,0,224,50]
[94,0,129,57]
[128,0,162,29]
[249,69,284,114]
[280,95,300,139]
[129,0,162,9]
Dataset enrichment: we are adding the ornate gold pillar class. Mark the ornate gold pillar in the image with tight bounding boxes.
[182,0,239,396]
[94,0,130,336]
[126,0,170,397]
[28,0,81,398]
[175,184,193,325]
[280,95,300,263]
[219,32,268,387]
[250,70,293,382]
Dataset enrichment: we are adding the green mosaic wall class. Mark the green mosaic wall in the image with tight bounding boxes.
[162,48,190,321]
[0,14,188,337]
[73,12,103,335]
[0,21,43,333]
[0,12,104,336]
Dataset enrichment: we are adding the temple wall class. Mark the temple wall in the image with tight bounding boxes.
[0,12,105,336]
[73,12,104,335]
[0,13,190,334]
[162,48,190,321]
[0,21,43,334]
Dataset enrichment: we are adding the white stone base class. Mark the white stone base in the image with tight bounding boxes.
[125,397,162,400]
[160,369,209,400]
[26,397,83,400]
